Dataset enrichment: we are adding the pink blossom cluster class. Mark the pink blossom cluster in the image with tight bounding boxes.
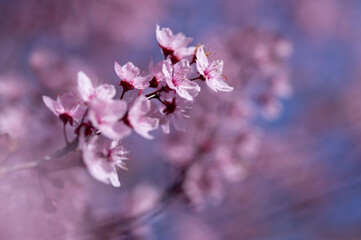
[204,29,293,121]
[42,25,233,187]
[161,29,293,210]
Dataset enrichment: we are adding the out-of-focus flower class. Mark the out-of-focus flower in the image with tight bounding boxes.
[149,59,166,88]
[163,59,200,101]
[127,95,159,139]
[156,25,196,63]
[127,184,160,217]
[256,93,283,120]
[215,145,247,183]
[29,48,91,92]
[159,95,190,134]
[42,92,86,126]
[80,135,128,187]
[184,162,224,210]
[162,131,196,166]
[0,73,31,102]
[196,45,233,92]
[77,71,116,103]
[88,98,130,140]
[114,62,151,91]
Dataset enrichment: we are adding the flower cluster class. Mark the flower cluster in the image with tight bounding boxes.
[161,29,293,209]
[42,25,233,187]
[217,29,293,119]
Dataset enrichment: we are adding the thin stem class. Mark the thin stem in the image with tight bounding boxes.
[190,56,196,65]
[145,86,166,99]
[189,75,202,81]
[155,96,167,106]
[63,124,69,145]
[76,176,176,237]
[0,137,79,177]
[80,108,89,123]
[120,89,126,100]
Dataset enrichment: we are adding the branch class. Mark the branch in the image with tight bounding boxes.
[0,137,79,177]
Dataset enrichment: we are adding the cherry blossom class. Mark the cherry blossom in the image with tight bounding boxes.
[88,98,131,140]
[127,95,159,139]
[38,26,257,200]
[0,106,30,141]
[77,71,116,102]
[42,92,85,126]
[156,25,196,63]
[74,120,96,137]
[184,162,224,210]
[114,61,151,91]
[80,135,128,187]
[0,4,301,238]
[148,59,165,88]
[158,95,190,134]
[163,59,200,101]
[196,45,233,92]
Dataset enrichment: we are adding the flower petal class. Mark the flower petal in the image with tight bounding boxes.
[77,71,94,102]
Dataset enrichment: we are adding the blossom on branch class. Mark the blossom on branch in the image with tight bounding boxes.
[163,59,200,101]
[88,98,131,140]
[127,95,159,139]
[196,45,233,92]
[77,71,116,103]
[156,25,196,63]
[39,25,242,191]
[148,59,166,88]
[158,95,190,134]
[80,135,128,187]
[114,62,151,91]
[42,92,85,126]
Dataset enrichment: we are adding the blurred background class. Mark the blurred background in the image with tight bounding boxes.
[1,0,361,239]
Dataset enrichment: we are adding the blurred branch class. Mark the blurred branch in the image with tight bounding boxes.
[73,143,211,238]
[0,137,79,177]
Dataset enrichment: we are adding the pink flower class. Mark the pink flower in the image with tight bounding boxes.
[114,62,151,91]
[214,145,247,183]
[184,162,224,210]
[159,95,190,134]
[163,59,200,101]
[88,98,131,140]
[148,59,165,88]
[0,106,30,141]
[196,45,233,92]
[257,93,283,120]
[77,71,116,102]
[126,96,159,139]
[80,135,128,187]
[162,132,196,166]
[74,120,96,137]
[156,25,196,63]
[127,184,160,217]
[42,92,85,126]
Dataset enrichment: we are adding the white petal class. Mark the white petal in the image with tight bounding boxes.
[114,61,125,79]
[77,71,94,102]
[133,75,151,89]
[206,77,233,92]
[42,95,63,116]
[109,170,121,187]
[96,84,116,99]
[196,45,208,74]
[156,25,174,48]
